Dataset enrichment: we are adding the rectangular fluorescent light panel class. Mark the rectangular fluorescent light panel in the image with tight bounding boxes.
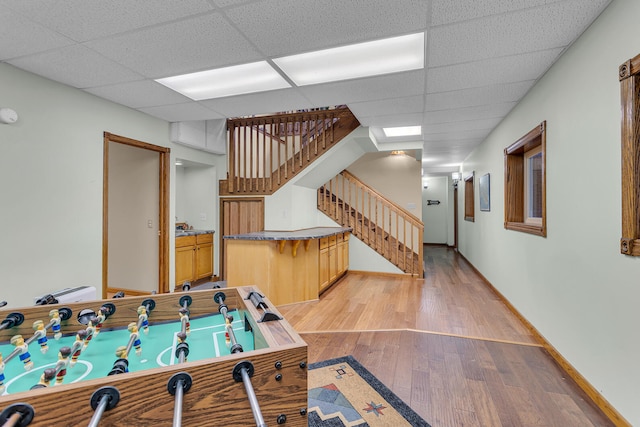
[273,32,424,86]
[383,126,422,137]
[156,61,291,100]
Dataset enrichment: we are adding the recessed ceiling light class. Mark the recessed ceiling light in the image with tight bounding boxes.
[383,126,422,137]
[156,61,291,100]
[273,32,424,86]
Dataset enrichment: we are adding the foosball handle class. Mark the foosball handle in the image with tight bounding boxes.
[0,403,35,427]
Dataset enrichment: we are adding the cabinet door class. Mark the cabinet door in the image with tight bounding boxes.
[319,247,329,291]
[176,245,196,285]
[196,242,213,280]
[328,244,337,283]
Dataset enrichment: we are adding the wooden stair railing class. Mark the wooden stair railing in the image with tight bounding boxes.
[318,170,424,277]
[221,106,360,195]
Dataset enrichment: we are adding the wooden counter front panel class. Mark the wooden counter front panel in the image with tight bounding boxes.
[225,239,319,306]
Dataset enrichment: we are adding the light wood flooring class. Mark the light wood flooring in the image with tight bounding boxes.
[278,245,613,427]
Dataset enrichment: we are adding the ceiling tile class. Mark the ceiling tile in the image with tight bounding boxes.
[349,95,424,121]
[425,81,534,111]
[427,49,563,93]
[0,6,74,60]
[7,44,143,88]
[423,117,502,135]
[199,88,312,117]
[429,0,610,67]
[357,113,425,128]
[85,13,263,78]
[138,102,225,122]
[430,0,551,26]
[225,0,428,57]
[84,80,193,109]
[423,128,491,142]
[0,0,216,42]
[300,70,425,108]
[424,102,517,125]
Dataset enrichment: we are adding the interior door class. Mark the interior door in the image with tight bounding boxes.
[219,197,264,279]
[103,132,170,297]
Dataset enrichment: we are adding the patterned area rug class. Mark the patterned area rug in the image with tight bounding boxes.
[308,356,431,427]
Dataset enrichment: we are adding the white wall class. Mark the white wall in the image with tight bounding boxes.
[0,63,218,307]
[458,0,640,423]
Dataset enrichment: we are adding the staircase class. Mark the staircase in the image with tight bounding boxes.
[318,170,424,277]
[220,106,360,196]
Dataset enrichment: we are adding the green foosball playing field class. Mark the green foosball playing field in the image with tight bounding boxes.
[0,310,254,395]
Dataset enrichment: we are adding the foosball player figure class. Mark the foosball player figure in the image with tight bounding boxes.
[10,335,34,371]
[32,320,49,354]
[83,316,97,351]
[179,307,190,335]
[175,331,189,362]
[0,353,5,394]
[54,346,72,385]
[70,329,88,367]
[31,368,56,389]
[49,308,62,340]
[94,306,107,336]
[137,305,149,335]
[128,322,142,356]
[109,346,129,375]
[224,314,233,347]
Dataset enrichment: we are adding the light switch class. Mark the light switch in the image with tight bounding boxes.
[147,219,153,228]
[200,213,207,221]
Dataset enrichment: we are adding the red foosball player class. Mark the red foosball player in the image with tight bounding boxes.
[32,368,56,389]
[128,323,142,356]
[94,306,107,336]
[49,309,62,340]
[10,335,34,371]
[83,316,97,351]
[32,320,49,354]
[224,314,234,348]
[70,329,88,367]
[54,346,72,385]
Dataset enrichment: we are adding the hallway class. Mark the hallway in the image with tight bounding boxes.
[278,245,613,426]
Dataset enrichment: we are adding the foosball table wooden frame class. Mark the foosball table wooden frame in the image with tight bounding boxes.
[0,286,308,426]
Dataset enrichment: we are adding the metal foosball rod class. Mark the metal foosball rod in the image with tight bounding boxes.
[214,292,243,354]
[87,386,120,427]
[232,361,266,427]
[167,372,192,427]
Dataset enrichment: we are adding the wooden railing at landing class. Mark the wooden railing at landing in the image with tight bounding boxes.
[318,170,424,277]
[222,106,360,195]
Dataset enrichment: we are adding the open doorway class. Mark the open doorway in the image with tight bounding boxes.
[102,132,170,297]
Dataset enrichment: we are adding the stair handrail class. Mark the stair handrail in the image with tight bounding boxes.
[340,170,423,227]
[318,170,424,277]
[226,106,358,194]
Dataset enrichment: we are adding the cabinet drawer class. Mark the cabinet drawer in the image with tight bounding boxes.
[319,237,329,250]
[176,235,196,247]
[328,235,337,246]
[337,233,344,242]
[196,233,213,244]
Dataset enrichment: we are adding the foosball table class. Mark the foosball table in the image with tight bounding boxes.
[0,286,308,426]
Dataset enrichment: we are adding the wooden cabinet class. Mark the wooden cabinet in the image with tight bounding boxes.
[175,233,213,289]
[319,232,349,293]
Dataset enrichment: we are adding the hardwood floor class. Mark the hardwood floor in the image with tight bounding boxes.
[278,245,613,427]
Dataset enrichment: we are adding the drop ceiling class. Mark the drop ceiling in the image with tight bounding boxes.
[0,0,611,175]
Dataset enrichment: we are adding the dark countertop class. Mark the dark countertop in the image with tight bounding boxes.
[175,229,215,237]
[223,227,351,241]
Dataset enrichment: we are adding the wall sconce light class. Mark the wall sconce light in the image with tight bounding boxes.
[452,172,462,188]
[390,150,406,156]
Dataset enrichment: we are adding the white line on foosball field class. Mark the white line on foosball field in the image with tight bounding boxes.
[155,319,244,367]
[2,360,93,395]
